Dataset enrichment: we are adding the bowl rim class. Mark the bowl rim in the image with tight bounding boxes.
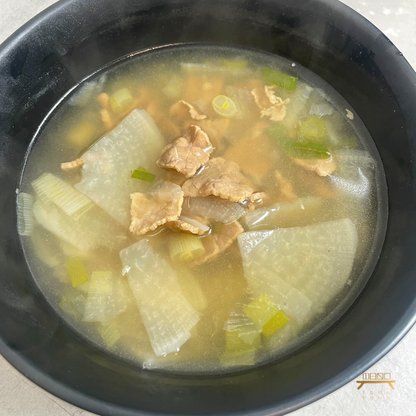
[1,0,416,415]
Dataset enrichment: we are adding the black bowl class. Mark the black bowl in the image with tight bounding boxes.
[1,0,416,415]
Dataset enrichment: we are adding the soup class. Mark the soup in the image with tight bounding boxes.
[18,46,386,373]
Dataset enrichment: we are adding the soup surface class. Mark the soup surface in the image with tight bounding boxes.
[18,46,386,373]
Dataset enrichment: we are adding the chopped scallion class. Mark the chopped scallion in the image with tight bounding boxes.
[64,257,89,287]
[131,166,156,183]
[169,233,205,262]
[262,68,298,92]
[109,88,134,113]
[299,116,326,140]
[243,294,289,337]
[279,138,331,159]
[212,95,238,118]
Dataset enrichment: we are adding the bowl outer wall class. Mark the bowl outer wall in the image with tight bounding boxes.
[0,0,416,415]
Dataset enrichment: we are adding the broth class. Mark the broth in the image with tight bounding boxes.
[19,46,387,373]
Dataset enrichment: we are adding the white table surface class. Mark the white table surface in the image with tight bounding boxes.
[1,1,415,415]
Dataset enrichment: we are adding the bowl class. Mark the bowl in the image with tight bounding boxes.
[1,0,416,415]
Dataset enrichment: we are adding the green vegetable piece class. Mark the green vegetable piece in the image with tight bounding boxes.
[32,173,95,220]
[244,294,289,337]
[109,88,133,113]
[280,138,331,159]
[131,166,156,183]
[262,68,298,92]
[299,116,326,140]
[221,349,257,367]
[212,95,238,118]
[97,321,121,347]
[64,257,89,287]
[225,330,261,354]
[265,124,289,140]
[59,294,80,317]
[262,310,289,337]
[169,233,205,262]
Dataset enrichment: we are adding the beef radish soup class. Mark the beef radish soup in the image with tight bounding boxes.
[18,46,387,373]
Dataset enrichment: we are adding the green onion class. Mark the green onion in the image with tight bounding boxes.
[131,166,156,183]
[221,349,257,367]
[64,257,89,287]
[109,88,133,113]
[243,294,289,338]
[225,330,261,354]
[212,95,238,118]
[266,124,330,159]
[262,68,298,92]
[17,192,34,236]
[169,233,205,262]
[299,116,326,140]
[32,173,94,220]
[279,138,331,159]
[265,124,289,140]
[97,321,121,347]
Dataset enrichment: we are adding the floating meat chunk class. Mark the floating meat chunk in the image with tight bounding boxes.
[182,157,254,203]
[193,235,220,266]
[130,181,184,236]
[251,86,289,122]
[167,215,210,235]
[169,100,207,121]
[182,196,247,224]
[157,125,213,178]
[215,221,244,252]
[292,156,336,177]
[194,221,244,265]
[167,170,187,186]
[61,158,84,172]
[246,192,267,212]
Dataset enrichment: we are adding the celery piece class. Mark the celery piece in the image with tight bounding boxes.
[120,240,200,357]
[109,88,134,113]
[17,192,34,236]
[97,321,121,347]
[169,233,205,262]
[262,68,298,92]
[212,95,238,118]
[32,173,94,220]
[131,166,156,183]
[75,109,164,227]
[262,310,289,337]
[243,294,279,329]
[299,116,326,140]
[279,138,331,159]
[238,219,358,321]
[64,257,89,287]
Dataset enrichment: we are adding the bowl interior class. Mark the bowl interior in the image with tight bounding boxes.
[1,0,416,415]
